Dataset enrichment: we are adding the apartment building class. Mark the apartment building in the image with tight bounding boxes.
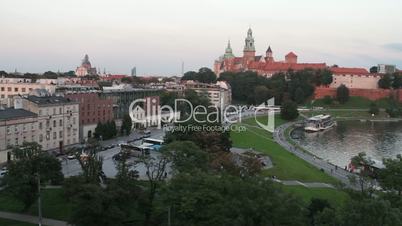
[0,108,38,163]
[16,95,79,152]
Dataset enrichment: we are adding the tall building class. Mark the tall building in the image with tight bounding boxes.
[65,92,113,141]
[378,64,397,74]
[183,80,232,108]
[0,108,38,163]
[214,28,326,77]
[17,95,80,152]
[131,67,137,76]
[75,54,98,76]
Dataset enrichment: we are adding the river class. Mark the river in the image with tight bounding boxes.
[290,120,402,168]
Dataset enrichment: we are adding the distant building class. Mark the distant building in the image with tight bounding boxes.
[99,86,162,120]
[378,64,397,74]
[131,67,137,76]
[17,95,79,152]
[0,78,56,107]
[0,108,38,163]
[65,92,113,141]
[183,80,232,107]
[329,67,381,89]
[75,54,97,76]
[214,28,326,77]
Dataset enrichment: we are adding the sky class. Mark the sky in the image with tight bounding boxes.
[0,0,401,76]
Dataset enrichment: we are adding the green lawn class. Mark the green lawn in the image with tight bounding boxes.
[231,116,338,184]
[282,186,350,208]
[0,218,38,226]
[0,188,72,221]
[309,96,394,110]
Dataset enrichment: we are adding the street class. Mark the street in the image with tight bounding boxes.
[61,127,167,180]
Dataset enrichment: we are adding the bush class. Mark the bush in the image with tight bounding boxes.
[323,96,333,105]
[280,100,299,120]
[336,85,349,104]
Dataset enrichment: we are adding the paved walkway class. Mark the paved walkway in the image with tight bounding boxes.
[0,211,68,226]
[273,121,358,189]
[273,179,335,188]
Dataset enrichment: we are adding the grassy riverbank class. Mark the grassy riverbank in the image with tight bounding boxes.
[231,116,337,184]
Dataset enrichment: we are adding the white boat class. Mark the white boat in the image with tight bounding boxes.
[304,114,336,132]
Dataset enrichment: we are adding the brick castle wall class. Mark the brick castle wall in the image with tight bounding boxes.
[314,87,402,102]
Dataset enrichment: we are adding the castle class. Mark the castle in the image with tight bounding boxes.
[213,28,326,77]
[75,54,97,76]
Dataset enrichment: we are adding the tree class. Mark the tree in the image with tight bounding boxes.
[320,70,333,85]
[76,148,105,184]
[379,155,402,195]
[254,85,271,105]
[294,87,305,104]
[181,68,217,84]
[370,66,378,73]
[307,198,332,226]
[378,74,393,89]
[121,114,132,135]
[161,141,208,173]
[392,73,402,89]
[3,142,63,210]
[280,100,299,120]
[322,95,333,105]
[369,102,379,115]
[336,84,349,104]
[349,152,376,194]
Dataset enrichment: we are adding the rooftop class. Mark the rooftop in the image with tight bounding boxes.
[26,95,77,105]
[0,108,37,121]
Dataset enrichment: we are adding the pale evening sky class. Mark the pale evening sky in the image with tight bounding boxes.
[0,0,401,76]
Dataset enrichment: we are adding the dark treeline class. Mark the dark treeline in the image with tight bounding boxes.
[0,70,76,80]
[218,68,333,105]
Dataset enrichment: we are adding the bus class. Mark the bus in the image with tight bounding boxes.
[142,138,164,146]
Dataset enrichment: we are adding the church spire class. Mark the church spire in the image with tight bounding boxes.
[243,27,255,52]
[224,40,235,59]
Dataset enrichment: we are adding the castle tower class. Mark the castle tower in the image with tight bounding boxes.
[265,46,274,62]
[243,28,256,66]
[285,52,298,64]
[223,40,235,59]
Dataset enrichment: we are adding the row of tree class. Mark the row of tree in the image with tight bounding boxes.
[378,72,402,89]
[94,121,117,140]
[218,68,333,105]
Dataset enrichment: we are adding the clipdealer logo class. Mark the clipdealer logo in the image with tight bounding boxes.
[129,97,276,132]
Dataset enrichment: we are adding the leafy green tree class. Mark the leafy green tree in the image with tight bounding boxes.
[69,184,127,226]
[121,114,132,135]
[320,70,333,85]
[323,95,333,105]
[3,142,63,210]
[280,100,299,120]
[307,198,332,226]
[340,197,402,226]
[349,152,376,194]
[370,66,378,73]
[162,141,208,173]
[254,85,271,105]
[392,73,402,89]
[181,67,217,84]
[336,84,349,104]
[379,155,402,195]
[378,74,393,89]
[369,102,379,115]
[294,87,305,104]
[76,149,105,184]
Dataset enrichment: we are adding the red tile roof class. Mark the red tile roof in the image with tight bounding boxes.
[248,61,326,72]
[286,52,298,57]
[330,67,369,75]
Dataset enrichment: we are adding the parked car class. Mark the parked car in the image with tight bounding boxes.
[67,154,76,160]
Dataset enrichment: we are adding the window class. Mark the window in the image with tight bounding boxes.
[0,87,4,91]
[59,107,62,114]
[53,108,56,115]
[53,120,56,127]
[39,122,42,129]
[14,87,18,92]
[0,95,4,98]
[53,132,56,139]
[6,127,10,134]
[73,117,76,125]
[7,87,11,91]
[59,119,62,127]
[59,131,63,138]
[22,88,26,92]
[39,134,43,142]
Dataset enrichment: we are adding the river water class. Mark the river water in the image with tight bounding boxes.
[290,120,402,168]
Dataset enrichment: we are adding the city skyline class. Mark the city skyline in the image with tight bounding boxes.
[0,0,401,75]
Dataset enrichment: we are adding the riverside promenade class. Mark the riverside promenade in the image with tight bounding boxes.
[273,121,358,189]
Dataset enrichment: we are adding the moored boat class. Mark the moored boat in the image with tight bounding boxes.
[304,114,336,132]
